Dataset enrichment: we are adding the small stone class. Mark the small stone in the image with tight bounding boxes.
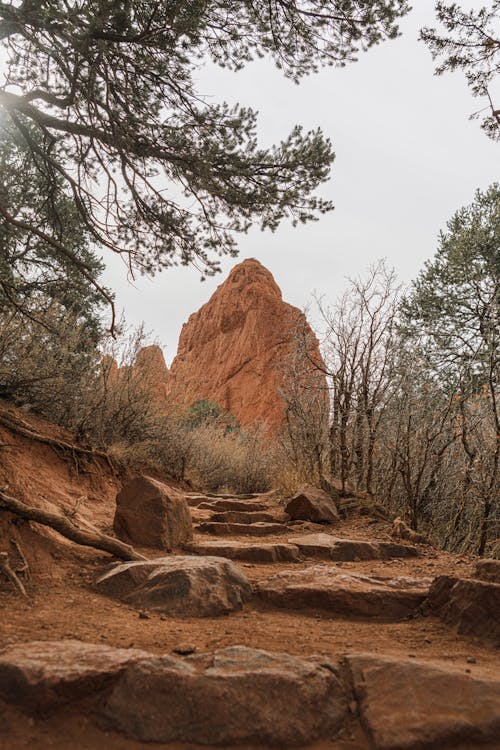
[138,612,150,620]
[172,643,196,656]
[466,657,477,664]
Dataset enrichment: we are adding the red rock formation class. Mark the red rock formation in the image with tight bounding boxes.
[132,345,171,402]
[167,258,325,431]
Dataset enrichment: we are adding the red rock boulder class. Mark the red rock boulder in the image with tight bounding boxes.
[346,653,500,750]
[285,485,339,523]
[104,646,347,745]
[113,476,192,551]
[422,575,500,646]
[0,640,150,714]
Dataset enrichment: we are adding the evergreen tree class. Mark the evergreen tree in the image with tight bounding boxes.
[0,1,409,328]
[0,119,111,339]
[401,184,500,391]
[421,2,500,140]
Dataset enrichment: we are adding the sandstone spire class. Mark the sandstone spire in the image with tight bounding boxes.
[166,258,324,430]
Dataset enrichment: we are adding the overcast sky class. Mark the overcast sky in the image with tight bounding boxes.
[36,4,500,363]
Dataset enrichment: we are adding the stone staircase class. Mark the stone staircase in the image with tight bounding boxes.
[2,485,499,750]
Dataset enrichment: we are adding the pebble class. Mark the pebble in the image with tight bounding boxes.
[173,643,197,656]
[466,657,477,664]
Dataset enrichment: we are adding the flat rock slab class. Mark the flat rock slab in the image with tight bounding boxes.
[95,556,252,617]
[210,510,283,524]
[104,646,347,746]
[347,653,500,750]
[186,540,301,563]
[185,495,211,507]
[289,533,419,561]
[423,576,500,646]
[198,521,288,536]
[197,499,269,512]
[205,493,261,499]
[474,558,500,584]
[255,567,431,620]
[0,640,150,714]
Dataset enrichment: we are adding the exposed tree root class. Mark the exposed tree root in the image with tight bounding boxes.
[0,405,117,472]
[0,551,28,597]
[0,490,146,562]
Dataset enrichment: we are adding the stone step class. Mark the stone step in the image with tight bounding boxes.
[210,510,284,524]
[204,492,262,500]
[0,641,346,745]
[185,495,211,507]
[186,540,301,563]
[2,641,497,750]
[289,533,419,561]
[197,499,270,512]
[422,575,500,646]
[346,653,500,750]
[197,521,288,537]
[0,641,150,714]
[255,566,431,620]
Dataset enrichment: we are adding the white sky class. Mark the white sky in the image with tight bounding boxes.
[4,3,499,363]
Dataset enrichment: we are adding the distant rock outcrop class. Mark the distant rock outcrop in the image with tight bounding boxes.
[166,258,324,431]
[132,344,171,402]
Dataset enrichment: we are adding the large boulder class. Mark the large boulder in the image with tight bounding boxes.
[94,555,252,616]
[290,533,419,561]
[104,646,347,746]
[0,640,150,714]
[346,653,500,750]
[113,475,192,551]
[422,575,500,645]
[255,566,431,620]
[285,485,339,524]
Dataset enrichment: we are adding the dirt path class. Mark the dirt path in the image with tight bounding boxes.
[1,489,499,750]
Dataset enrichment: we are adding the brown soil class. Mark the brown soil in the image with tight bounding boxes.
[0,403,499,750]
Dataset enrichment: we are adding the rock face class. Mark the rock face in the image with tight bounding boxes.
[167,258,326,430]
[256,567,431,620]
[104,646,347,746]
[422,575,500,646]
[113,476,193,551]
[285,485,340,523]
[131,344,171,402]
[0,640,150,714]
[94,556,252,616]
[346,654,500,750]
